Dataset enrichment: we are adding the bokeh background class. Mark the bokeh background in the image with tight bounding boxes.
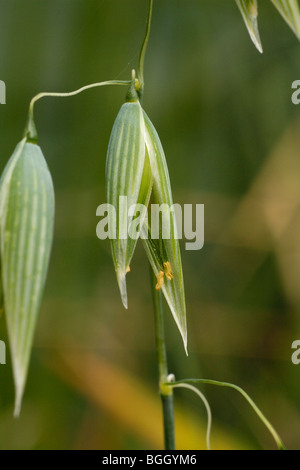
[1,0,300,450]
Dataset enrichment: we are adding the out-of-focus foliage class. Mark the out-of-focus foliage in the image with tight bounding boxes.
[0,0,300,449]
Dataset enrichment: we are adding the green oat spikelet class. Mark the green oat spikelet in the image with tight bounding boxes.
[142,111,187,354]
[271,0,300,39]
[236,0,263,53]
[105,76,152,308]
[106,74,187,352]
[0,130,54,416]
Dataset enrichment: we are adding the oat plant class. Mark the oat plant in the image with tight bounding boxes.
[1,0,298,448]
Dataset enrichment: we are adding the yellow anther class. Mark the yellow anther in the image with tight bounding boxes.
[163,261,173,280]
[126,266,131,273]
[155,270,165,290]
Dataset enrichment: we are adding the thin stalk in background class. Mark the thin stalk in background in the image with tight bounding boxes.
[150,267,175,450]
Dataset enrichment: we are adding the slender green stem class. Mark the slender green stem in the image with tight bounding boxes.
[24,80,131,141]
[170,383,212,450]
[150,267,175,450]
[165,378,286,450]
[137,0,153,100]
[161,394,176,450]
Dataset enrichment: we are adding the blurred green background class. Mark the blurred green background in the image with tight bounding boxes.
[1,0,300,450]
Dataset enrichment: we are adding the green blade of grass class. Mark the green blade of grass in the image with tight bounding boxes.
[236,0,263,53]
[271,0,300,39]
